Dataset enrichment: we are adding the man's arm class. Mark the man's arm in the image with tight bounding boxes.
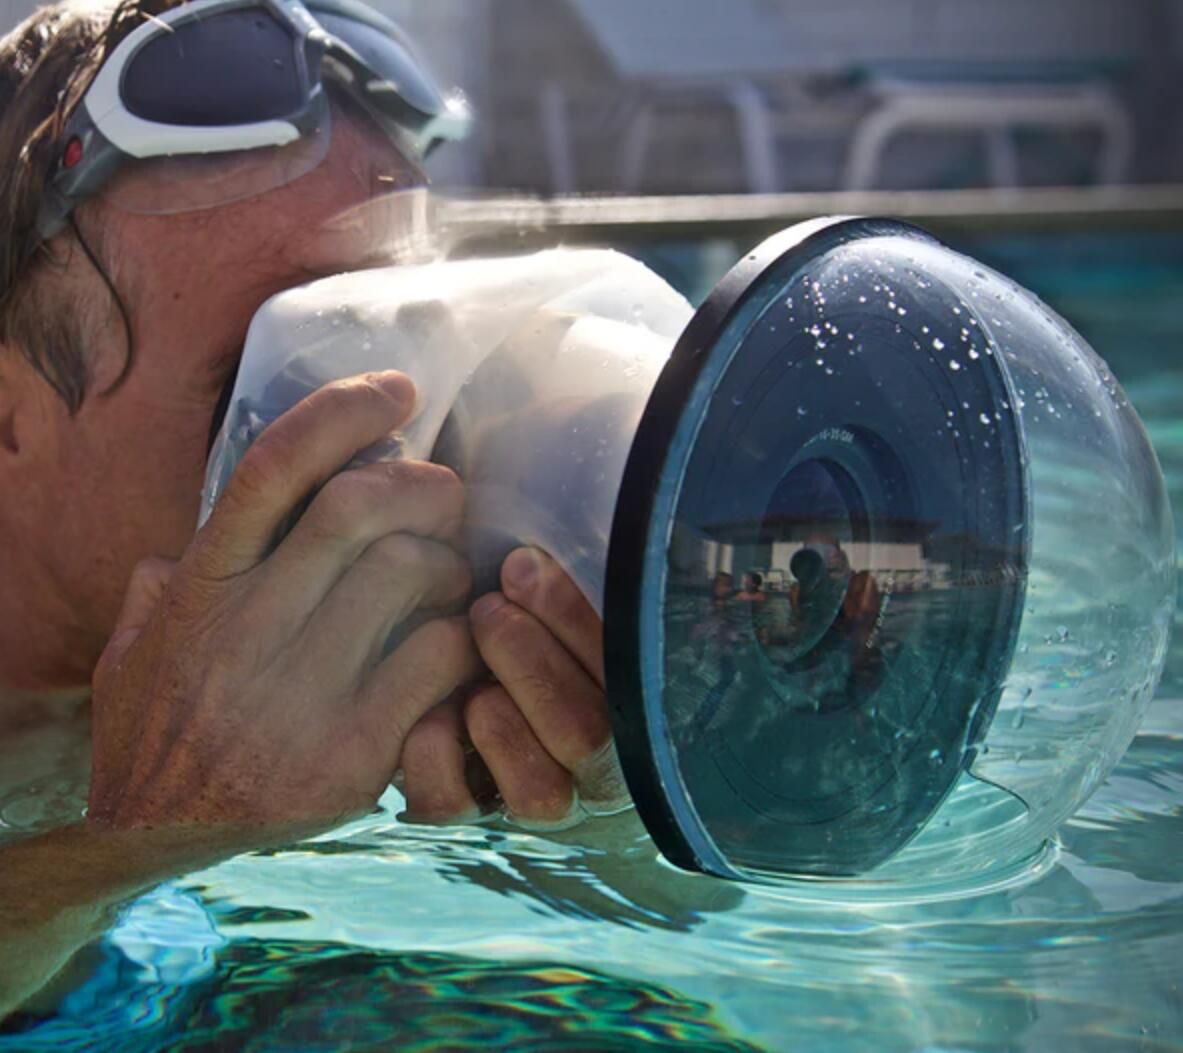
[1,369,472,1016]
[0,823,296,1019]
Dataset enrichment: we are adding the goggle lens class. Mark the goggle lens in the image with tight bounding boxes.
[122,7,312,126]
[314,10,445,119]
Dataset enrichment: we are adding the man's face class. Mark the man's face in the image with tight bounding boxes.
[16,102,416,679]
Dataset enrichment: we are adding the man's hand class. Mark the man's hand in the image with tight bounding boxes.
[88,371,483,829]
[400,547,627,829]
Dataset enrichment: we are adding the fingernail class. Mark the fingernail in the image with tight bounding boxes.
[502,548,539,593]
[470,592,506,623]
[375,371,416,410]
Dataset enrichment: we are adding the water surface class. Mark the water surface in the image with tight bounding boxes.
[2,228,1180,1052]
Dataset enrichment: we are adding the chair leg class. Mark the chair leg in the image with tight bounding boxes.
[618,101,655,192]
[844,103,903,191]
[725,80,779,194]
[985,127,1020,187]
[1090,89,1135,185]
[540,81,576,194]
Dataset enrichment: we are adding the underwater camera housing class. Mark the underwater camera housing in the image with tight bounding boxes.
[203,218,1176,890]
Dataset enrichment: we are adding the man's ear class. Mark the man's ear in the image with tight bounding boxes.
[0,349,21,456]
[0,345,44,458]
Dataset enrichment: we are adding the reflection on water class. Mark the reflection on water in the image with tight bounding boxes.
[4,938,760,1053]
[3,709,1179,1052]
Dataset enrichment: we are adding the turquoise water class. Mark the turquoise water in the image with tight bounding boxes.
[2,229,1181,1052]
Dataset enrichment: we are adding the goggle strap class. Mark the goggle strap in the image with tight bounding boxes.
[37,126,125,240]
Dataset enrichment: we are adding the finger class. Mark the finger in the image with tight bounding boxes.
[469,593,612,771]
[191,371,416,580]
[95,558,179,681]
[259,459,464,619]
[399,695,482,823]
[464,684,574,825]
[500,548,604,689]
[570,738,632,815]
[112,557,178,639]
[304,535,471,671]
[357,617,485,770]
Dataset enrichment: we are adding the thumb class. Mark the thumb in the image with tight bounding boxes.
[99,557,179,668]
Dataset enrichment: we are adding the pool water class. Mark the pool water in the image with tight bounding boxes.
[2,229,1181,1052]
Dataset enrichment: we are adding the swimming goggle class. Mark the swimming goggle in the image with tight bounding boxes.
[36,0,471,239]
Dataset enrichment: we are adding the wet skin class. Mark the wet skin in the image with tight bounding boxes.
[0,105,612,1014]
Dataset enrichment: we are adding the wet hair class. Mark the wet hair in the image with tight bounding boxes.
[0,0,179,412]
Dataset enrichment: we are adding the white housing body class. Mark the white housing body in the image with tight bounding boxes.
[202,250,694,608]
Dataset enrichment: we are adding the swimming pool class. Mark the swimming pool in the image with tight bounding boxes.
[2,222,1180,1052]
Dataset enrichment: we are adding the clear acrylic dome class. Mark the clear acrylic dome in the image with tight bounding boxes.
[607,218,1177,890]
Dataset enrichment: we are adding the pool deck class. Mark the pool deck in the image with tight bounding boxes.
[447,183,1183,251]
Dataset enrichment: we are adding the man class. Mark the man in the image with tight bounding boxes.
[736,571,766,605]
[0,0,613,1015]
